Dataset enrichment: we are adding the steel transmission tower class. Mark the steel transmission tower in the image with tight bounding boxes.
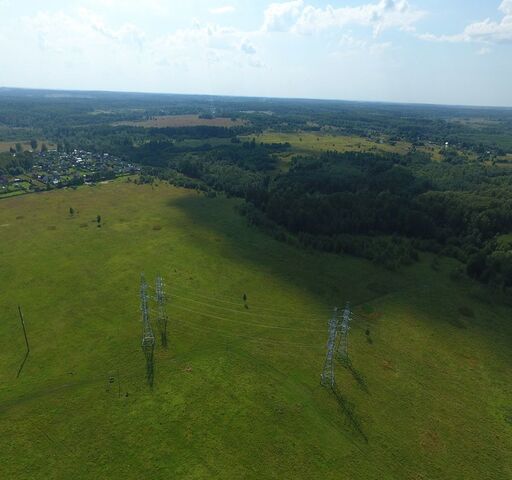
[321,307,338,389]
[140,274,155,387]
[155,275,168,347]
[337,302,352,364]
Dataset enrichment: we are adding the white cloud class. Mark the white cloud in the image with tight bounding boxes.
[416,32,463,43]
[19,4,266,74]
[23,9,145,53]
[262,0,304,32]
[500,0,512,15]
[262,0,424,35]
[209,5,235,15]
[151,22,264,71]
[420,0,512,45]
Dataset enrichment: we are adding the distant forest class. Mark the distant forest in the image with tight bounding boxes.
[2,88,512,290]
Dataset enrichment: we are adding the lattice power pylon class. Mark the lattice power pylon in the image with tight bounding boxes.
[155,275,168,347]
[336,302,352,364]
[140,274,155,387]
[321,307,338,389]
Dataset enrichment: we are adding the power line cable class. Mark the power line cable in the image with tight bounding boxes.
[170,303,327,332]
[171,317,325,349]
[171,292,332,321]
[169,285,334,315]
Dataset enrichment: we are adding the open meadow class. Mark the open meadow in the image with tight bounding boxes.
[243,131,445,163]
[113,114,246,128]
[0,140,55,153]
[0,180,511,479]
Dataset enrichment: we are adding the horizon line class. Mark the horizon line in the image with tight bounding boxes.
[1,85,512,111]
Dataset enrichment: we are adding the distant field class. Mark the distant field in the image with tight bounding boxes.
[449,117,503,127]
[0,142,15,152]
[0,140,55,153]
[0,180,510,479]
[113,114,246,128]
[245,131,412,155]
[244,132,456,163]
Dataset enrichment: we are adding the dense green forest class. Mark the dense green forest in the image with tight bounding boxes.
[242,152,512,287]
[0,151,33,176]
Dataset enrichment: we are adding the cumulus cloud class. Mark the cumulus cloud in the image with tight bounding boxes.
[20,5,266,73]
[262,0,304,32]
[152,22,264,70]
[14,1,430,84]
[500,0,512,15]
[420,0,512,45]
[262,0,424,35]
[23,9,145,53]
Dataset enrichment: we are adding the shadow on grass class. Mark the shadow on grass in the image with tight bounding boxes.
[16,350,30,379]
[166,194,407,307]
[330,383,368,443]
[339,357,369,393]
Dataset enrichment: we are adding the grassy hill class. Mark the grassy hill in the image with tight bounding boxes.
[0,180,510,479]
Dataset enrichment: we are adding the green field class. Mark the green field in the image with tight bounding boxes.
[246,131,412,154]
[0,140,55,153]
[243,131,448,164]
[113,114,246,128]
[0,181,511,479]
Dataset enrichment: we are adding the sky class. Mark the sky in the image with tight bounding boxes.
[0,0,511,106]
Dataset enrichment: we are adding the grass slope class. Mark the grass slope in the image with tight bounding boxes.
[0,181,510,479]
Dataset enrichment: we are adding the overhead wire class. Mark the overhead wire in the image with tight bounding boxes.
[169,291,332,321]
[6,277,377,411]
[165,279,385,322]
[151,274,378,323]
[170,302,327,332]
[168,285,334,314]
[168,291,372,332]
[171,316,325,350]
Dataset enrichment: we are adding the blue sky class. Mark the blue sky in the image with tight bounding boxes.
[0,1,511,106]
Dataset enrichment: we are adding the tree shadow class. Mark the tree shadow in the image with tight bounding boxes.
[166,194,407,308]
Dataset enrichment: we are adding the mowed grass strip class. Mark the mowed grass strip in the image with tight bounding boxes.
[0,180,510,479]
